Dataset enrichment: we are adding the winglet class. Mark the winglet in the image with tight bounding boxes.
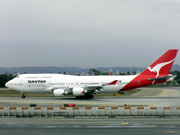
[108,80,118,85]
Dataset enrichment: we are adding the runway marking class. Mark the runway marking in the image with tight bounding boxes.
[121,122,128,125]
[158,89,165,96]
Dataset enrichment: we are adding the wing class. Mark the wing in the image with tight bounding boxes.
[45,80,118,93]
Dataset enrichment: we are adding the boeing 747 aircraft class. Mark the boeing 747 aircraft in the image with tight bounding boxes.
[5,49,178,99]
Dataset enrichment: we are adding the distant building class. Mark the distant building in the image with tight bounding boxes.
[116,71,120,75]
[109,69,112,76]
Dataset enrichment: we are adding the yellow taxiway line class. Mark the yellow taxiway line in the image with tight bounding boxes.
[158,89,165,96]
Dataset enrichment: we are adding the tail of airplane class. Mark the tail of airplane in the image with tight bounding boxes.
[141,49,178,77]
[120,49,179,91]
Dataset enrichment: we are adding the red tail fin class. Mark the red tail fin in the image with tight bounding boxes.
[120,49,178,91]
[141,49,178,77]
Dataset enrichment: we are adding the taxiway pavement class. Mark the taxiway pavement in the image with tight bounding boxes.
[0,87,180,107]
[0,118,180,135]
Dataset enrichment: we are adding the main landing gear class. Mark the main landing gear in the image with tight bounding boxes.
[76,95,94,99]
[21,92,26,99]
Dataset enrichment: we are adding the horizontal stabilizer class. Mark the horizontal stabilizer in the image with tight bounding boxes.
[148,75,174,81]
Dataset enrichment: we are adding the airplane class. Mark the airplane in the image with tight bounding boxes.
[5,49,179,99]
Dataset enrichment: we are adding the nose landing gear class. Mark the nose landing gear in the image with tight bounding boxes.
[21,92,26,99]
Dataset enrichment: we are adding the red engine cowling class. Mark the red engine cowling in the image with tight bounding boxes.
[53,89,64,96]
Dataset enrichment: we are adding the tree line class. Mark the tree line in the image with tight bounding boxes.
[170,70,180,85]
[0,74,15,87]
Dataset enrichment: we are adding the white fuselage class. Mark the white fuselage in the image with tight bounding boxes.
[6,74,137,93]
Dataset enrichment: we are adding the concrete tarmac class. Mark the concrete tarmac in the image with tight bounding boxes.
[0,118,180,135]
[1,88,180,135]
[0,87,180,107]
[1,96,180,107]
[131,87,180,97]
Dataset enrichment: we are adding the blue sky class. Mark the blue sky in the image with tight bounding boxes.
[0,0,180,68]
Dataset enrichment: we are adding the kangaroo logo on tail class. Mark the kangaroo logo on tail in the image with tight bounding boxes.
[147,59,174,84]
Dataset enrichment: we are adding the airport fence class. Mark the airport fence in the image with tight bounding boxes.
[1,107,180,118]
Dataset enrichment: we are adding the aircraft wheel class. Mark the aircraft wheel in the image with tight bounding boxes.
[22,95,26,99]
[76,95,94,99]
[84,95,94,99]
[30,103,37,107]
[76,96,84,99]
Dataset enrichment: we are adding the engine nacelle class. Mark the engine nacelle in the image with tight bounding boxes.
[72,87,84,96]
[53,89,64,96]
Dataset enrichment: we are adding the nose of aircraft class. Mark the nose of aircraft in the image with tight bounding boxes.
[5,82,9,88]
[5,80,12,88]
[5,80,17,90]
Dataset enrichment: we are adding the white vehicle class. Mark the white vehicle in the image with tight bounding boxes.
[5,49,178,99]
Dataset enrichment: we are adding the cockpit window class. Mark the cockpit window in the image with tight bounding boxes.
[16,75,20,78]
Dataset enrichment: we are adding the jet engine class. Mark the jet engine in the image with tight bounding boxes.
[53,89,64,96]
[72,87,85,96]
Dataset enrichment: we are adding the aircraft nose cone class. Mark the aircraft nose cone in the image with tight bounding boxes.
[5,82,9,88]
